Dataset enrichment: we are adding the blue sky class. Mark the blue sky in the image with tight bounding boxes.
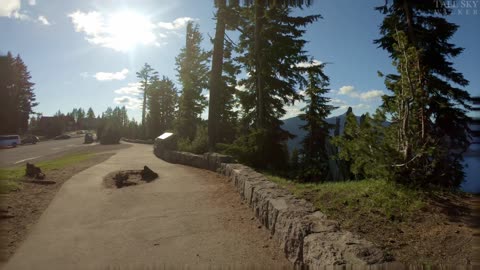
[1,0,479,121]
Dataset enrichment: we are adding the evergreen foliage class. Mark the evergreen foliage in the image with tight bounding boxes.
[175,21,210,140]
[97,106,130,144]
[216,41,241,144]
[0,52,37,134]
[147,76,178,139]
[231,4,320,169]
[376,0,471,187]
[136,63,158,138]
[178,124,209,154]
[333,109,394,180]
[297,62,336,182]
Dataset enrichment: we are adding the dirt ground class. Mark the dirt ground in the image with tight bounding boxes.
[327,192,480,266]
[0,144,130,263]
[103,170,156,188]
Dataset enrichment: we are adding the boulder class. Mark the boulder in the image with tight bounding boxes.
[114,172,129,188]
[25,163,45,179]
[141,166,158,182]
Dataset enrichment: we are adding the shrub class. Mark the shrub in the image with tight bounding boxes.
[99,121,121,145]
[177,125,208,154]
[219,129,289,170]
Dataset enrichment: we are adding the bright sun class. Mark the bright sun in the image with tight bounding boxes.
[105,11,156,52]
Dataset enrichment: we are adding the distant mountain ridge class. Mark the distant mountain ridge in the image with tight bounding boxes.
[281,111,361,151]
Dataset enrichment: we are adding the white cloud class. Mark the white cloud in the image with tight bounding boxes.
[359,90,384,100]
[337,85,384,101]
[113,82,142,95]
[113,95,142,109]
[68,11,194,52]
[12,10,29,20]
[330,98,347,105]
[28,0,36,6]
[0,0,30,20]
[338,85,356,95]
[157,17,194,30]
[113,82,143,110]
[0,0,20,17]
[282,100,306,120]
[68,11,154,52]
[38,15,50,25]
[94,68,129,81]
[296,59,322,68]
[68,11,103,35]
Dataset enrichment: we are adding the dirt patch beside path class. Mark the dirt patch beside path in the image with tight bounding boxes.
[0,144,128,263]
[103,168,158,189]
[327,193,478,266]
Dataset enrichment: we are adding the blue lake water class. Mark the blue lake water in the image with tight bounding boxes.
[461,143,479,193]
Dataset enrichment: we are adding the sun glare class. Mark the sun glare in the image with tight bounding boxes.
[106,11,156,52]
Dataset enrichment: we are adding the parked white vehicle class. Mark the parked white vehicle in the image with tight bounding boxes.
[0,135,21,148]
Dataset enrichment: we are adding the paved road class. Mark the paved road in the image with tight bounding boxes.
[0,137,96,167]
[3,144,289,269]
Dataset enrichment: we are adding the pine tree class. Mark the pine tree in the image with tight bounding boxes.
[208,0,227,150]
[175,21,210,140]
[297,62,335,182]
[0,52,37,134]
[13,55,37,133]
[217,41,240,144]
[376,0,471,187]
[290,147,300,170]
[87,108,95,119]
[136,63,158,138]
[147,76,178,138]
[332,107,357,179]
[206,1,315,150]
[234,5,320,168]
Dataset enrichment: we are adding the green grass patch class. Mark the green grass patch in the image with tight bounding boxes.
[0,152,96,194]
[265,173,426,223]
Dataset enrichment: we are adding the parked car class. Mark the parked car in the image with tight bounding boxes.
[0,135,21,148]
[54,134,71,140]
[84,133,96,144]
[22,135,39,144]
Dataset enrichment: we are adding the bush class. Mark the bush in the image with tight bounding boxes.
[99,122,121,145]
[177,125,208,154]
[219,129,289,170]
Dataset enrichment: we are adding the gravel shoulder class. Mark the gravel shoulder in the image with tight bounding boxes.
[0,144,130,265]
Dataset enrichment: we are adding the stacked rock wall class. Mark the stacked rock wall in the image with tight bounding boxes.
[153,146,386,267]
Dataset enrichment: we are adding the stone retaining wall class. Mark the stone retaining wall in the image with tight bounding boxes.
[122,138,154,144]
[154,147,386,267]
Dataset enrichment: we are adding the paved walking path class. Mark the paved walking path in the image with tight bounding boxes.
[3,144,289,269]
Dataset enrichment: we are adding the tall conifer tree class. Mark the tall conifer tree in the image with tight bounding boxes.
[298,62,335,182]
[176,21,210,140]
[234,5,320,168]
[376,0,471,186]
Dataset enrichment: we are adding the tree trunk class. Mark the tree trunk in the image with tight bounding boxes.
[208,0,226,151]
[402,0,426,140]
[402,0,416,45]
[142,80,147,138]
[254,0,265,129]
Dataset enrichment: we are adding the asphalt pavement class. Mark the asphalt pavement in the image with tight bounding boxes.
[0,137,97,168]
